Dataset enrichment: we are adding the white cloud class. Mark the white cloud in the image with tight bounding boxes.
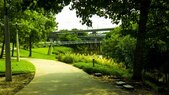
[56,5,118,31]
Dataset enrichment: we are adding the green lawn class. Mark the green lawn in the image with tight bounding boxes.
[0,59,35,75]
[14,48,56,60]
[0,47,55,76]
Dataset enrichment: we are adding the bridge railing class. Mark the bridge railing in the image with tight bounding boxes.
[54,41,101,45]
[39,41,102,46]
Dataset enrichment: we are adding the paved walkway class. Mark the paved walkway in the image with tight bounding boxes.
[16,59,133,95]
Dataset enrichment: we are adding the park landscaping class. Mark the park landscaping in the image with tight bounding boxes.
[14,48,56,60]
[0,48,51,94]
[0,59,35,95]
[0,59,35,75]
[0,0,169,94]
[17,47,129,79]
[57,53,130,78]
[0,47,56,95]
[0,47,156,95]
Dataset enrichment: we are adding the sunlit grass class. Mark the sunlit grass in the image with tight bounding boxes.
[14,48,56,60]
[0,59,35,75]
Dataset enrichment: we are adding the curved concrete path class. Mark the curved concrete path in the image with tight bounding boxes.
[16,59,133,95]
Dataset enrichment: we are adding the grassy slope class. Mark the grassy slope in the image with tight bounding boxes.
[15,48,56,60]
[0,48,54,75]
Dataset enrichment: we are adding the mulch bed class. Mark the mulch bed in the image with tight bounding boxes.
[0,73,34,95]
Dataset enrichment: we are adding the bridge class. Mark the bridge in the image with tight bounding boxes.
[40,40,101,46]
[48,28,114,39]
[47,28,114,46]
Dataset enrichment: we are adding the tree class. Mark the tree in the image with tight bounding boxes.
[0,0,4,58]
[4,0,12,81]
[102,26,136,68]
[70,0,169,80]
[0,0,66,82]
[0,0,58,58]
[17,9,57,57]
[21,0,71,13]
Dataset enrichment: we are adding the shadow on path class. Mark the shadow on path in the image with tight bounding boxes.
[16,59,133,95]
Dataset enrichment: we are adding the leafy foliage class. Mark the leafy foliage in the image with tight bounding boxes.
[70,0,169,80]
[21,0,71,13]
[53,46,73,55]
[58,30,81,41]
[56,51,129,78]
[18,10,56,44]
[0,0,59,57]
[102,26,136,68]
[73,62,130,78]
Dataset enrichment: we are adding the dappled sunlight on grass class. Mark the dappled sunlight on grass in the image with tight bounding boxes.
[15,48,56,60]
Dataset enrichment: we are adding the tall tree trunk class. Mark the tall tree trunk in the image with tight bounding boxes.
[4,0,12,81]
[0,39,5,58]
[132,0,151,80]
[29,35,32,57]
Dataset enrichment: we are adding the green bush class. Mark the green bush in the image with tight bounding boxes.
[57,52,130,78]
[73,62,130,78]
[57,54,63,61]
[61,55,74,64]
[53,46,73,55]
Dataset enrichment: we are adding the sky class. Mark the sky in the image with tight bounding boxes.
[56,5,119,31]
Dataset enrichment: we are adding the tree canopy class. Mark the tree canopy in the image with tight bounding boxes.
[0,0,57,57]
[21,0,71,13]
[70,0,169,80]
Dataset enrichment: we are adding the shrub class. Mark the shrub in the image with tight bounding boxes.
[62,55,74,64]
[53,46,73,55]
[57,54,63,61]
[73,62,130,78]
[57,53,130,78]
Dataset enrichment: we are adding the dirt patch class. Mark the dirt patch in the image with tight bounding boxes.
[0,73,34,95]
